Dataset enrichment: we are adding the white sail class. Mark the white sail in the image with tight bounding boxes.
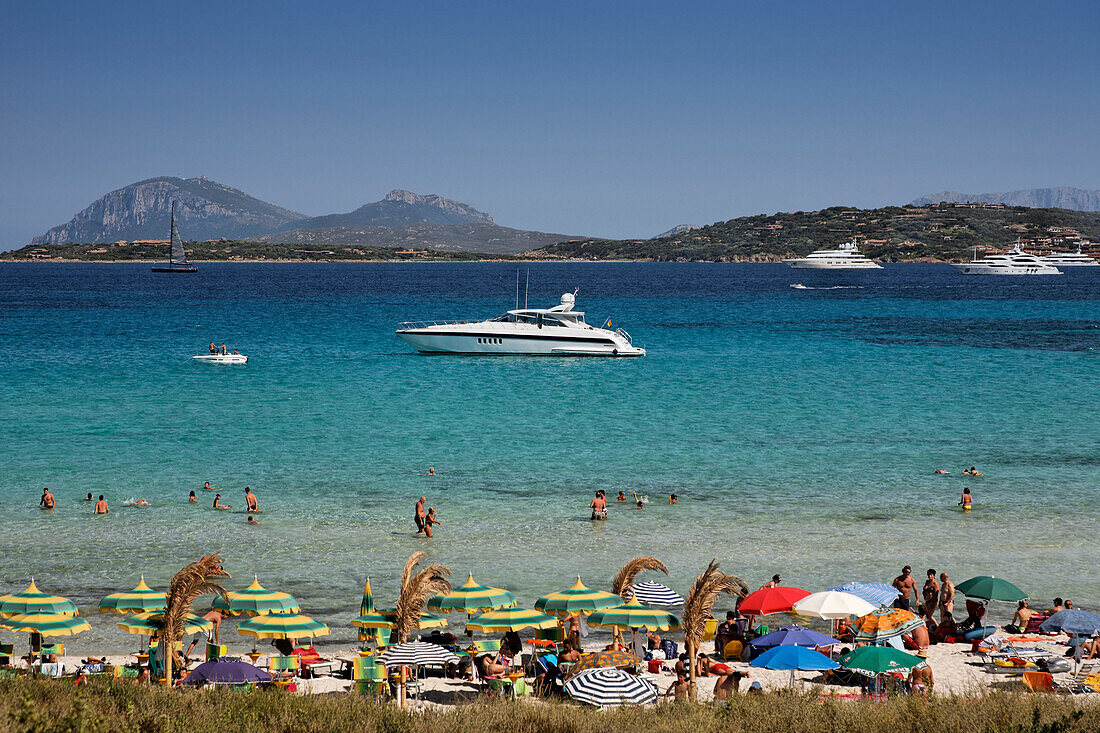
[169,202,187,265]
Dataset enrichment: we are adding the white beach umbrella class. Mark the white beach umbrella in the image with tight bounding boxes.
[792,591,876,620]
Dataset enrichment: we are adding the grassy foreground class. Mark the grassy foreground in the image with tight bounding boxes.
[1,678,1097,733]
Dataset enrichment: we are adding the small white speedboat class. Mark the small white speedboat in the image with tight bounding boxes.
[192,354,248,364]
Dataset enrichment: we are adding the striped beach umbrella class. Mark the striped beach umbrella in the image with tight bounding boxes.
[854,606,923,643]
[99,577,166,614]
[427,574,516,614]
[377,641,459,667]
[212,577,299,616]
[118,612,212,636]
[535,578,621,617]
[826,582,899,607]
[352,609,448,630]
[0,581,79,618]
[564,667,658,707]
[357,577,385,644]
[586,597,681,631]
[739,586,811,616]
[237,611,329,639]
[467,608,557,633]
[627,581,684,607]
[1,613,90,637]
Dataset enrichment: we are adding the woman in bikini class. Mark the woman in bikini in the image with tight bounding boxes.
[922,569,939,622]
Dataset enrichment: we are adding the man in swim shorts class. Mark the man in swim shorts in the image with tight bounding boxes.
[40,488,55,509]
[245,487,258,512]
[938,572,954,624]
[893,566,916,611]
[589,491,607,520]
[94,495,109,514]
[415,496,426,533]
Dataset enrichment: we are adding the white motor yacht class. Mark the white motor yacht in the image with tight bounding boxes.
[951,243,1062,275]
[1041,243,1099,267]
[192,354,248,364]
[397,292,645,356]
[784,240,882,269]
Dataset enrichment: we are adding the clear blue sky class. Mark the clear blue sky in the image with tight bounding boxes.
[2,0,1098,246]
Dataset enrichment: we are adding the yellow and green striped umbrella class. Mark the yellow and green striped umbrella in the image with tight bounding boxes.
[0,581,79,618]
[118,612,212,636]
[1,613,90,637]
[357,577,385,644]
[238,611,329,640]
[212,577,299,616]
[427,574,516,614]
[352,609,448,630]
[586,597,681,631]
[467,608,557,633]
[99,577,166,614]
[535,577,621,617]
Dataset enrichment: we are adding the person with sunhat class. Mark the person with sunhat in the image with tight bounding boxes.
[908,650,933,694]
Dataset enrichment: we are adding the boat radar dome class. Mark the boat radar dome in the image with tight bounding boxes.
[560,292,575,308]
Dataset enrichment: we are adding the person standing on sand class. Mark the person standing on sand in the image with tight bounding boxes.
[922,569,939,622]
[414,497,426,533]
[94,495,108,514]
[892,566,916,611]
[245,487,258,512]
[938,572,955,623]
[40,488,55,510]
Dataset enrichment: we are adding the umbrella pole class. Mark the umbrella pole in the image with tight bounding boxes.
[398,666,406,708]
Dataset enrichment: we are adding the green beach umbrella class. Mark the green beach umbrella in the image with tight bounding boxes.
[586,597,681,632]
[118,612,212,636]
[467,608,558,633]
[99,577,166,614]
[1,613,90,637]
[357,576,385,644]
[237,611,329,640]
[427,574,516,614]
[535,577,621,617]
[839,645,924,676]
[212,577,299,616]
[956,576,1027,603]
[0,581,79,618]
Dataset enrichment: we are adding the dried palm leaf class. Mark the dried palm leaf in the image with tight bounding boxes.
[611,556,669,598]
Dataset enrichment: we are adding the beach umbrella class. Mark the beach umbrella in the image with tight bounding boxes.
[427,574,516,614]
[99,577,166,614]
[562,648,643,679]
[752,625,840,648]
[377,641,460,667]
[535,578,624,617]
[212,577,299,616]
[839,645,924,676]
[751,644,840,684]
[564,667,658,707]
[0,581,79,618]
[1039,609,1100,637]
[854,606,923,643]
[0,613,90,637]
[237,611,329,640]
[352,609,447,631]
[826,582,899,607]
[792,591,876,620]
[627,581,684,607]
[586,597,681,632]
[118,612,212,636]
[956,576,1028,603]
[182,657,272,686]
[357,576,385,645]
[739,586,811,616]
[467,608,557,633]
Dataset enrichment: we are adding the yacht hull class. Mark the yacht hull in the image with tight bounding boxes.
[192,354,248,363]
[785,261,882,269]
[397,331,644,357]
[950,264,1061,275]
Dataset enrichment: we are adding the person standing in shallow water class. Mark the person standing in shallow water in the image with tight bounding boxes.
[425,507,441,537]
[94,495,108,514]
[40,488,55,509]
[414,496,426,533]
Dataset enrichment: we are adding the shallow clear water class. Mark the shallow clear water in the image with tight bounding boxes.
[1,262,1097,652]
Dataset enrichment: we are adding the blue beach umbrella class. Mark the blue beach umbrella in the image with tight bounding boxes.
[1039,609,1100,637]
[826,582,899,607]
[753,625,840,648]
[751,644,839,684]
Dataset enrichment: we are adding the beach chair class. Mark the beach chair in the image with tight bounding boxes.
[703,619,718,643]
[723,640,743,661]
[206,642,227,661]
[352,656,387,697]
[1022,671,1054,693]
[268,655,300,678]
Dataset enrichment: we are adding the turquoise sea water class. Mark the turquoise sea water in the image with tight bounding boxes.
[1,262,1097,652]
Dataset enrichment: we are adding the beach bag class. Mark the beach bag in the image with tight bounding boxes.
[661,639,678,660]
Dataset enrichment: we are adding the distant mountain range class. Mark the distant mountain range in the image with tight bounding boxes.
[911,187,1100,211]
[30,177,578,254]
[654,224,701,239]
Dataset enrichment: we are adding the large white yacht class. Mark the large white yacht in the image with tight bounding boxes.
[396,292,645,357]
[784,240,882,269]
[952,243,1062,275]
[1041,243,1099,267]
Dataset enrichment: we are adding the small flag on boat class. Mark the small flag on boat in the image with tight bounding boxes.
[602,317,612,329]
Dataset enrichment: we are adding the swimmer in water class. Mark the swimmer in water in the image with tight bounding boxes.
[133,499,150,506]
[635,500,644,509]
[247,515,259,525]
[94,495,109,514]
[203,481,216,491]
[212,494,231,509]
[189,491,197,503]
[40,488,56,510]
[616,491,626,502]
[959,487,972,508]
[428,467,435,475]
[669,493,678,505]
[934,470,948,475]
[962,466,982,476]
[245,486,258,512]
[83,492,93,502]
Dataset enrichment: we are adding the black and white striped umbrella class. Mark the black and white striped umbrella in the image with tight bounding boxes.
[564,668,659,707]
[377,641,459,667]
[628,581,685,607]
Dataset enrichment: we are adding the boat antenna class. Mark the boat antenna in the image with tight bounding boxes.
[515,270,519,310]
[524,270,529,310]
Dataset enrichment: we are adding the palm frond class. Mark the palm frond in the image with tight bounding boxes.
[393,553,451,643]
[162,553,230,645]
[611,556,668,598]
[681,559,743,647]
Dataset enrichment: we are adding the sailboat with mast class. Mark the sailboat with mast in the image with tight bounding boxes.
[151,201,197,273]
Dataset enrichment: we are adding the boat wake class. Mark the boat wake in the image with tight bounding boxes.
[790,284,862,290]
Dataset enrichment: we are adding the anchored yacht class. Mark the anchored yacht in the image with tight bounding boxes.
[397,292,645,356]
[784,240,882,269]
[1041,243,1098,267]
[952,243,1062,275]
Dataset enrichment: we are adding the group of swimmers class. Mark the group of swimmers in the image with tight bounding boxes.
[590,490,678,519]
[38,485,259,524]
[39,488,109,514]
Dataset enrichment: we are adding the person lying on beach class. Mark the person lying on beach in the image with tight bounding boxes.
[696,653,717,677]
[189,491,197,503]
[477,651,508,678]
[40,488,55,509]
[94,495,108,514]
[245,487,258,512]
[212,494,230,509]
[1081,634,1100,660]
[714,668,750,700]
[665,669,690,701]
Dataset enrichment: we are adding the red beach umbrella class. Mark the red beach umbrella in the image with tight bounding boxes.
[739,586,811,616]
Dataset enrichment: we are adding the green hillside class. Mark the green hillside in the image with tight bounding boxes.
[528,204,1100,261]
